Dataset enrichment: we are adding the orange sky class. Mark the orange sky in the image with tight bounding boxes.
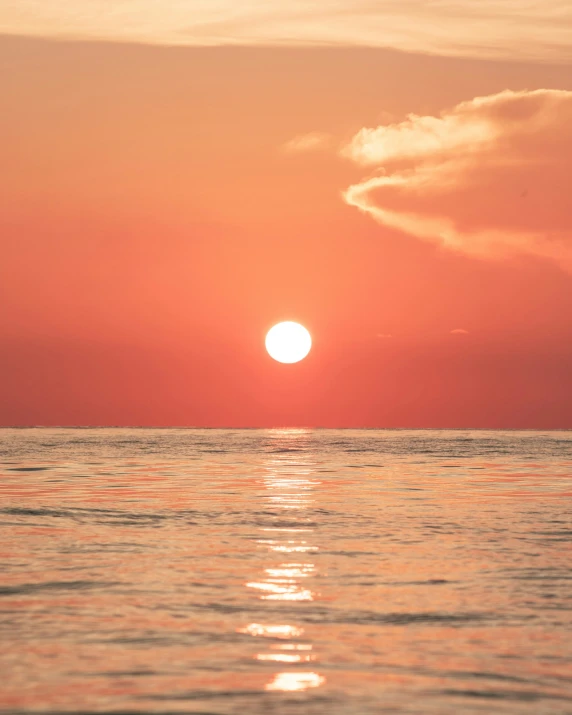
[1,30,572,427]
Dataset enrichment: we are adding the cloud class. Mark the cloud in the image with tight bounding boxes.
[376,333,393,339]
[282,132,331,154]
[1,1,571,62]
[342,89,572,272]
[451,329,469,335]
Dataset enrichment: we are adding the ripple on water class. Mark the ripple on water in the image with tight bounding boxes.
[0,428,571,715]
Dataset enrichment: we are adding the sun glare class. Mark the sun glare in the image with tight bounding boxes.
[265,322,311,364]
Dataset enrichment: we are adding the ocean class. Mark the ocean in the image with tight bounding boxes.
[1,428,571,714]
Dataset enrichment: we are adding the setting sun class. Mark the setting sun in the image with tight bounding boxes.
[265,322,312,364]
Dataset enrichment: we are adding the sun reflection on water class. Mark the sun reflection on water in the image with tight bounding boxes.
[238,623,304,639]
[265,672,326,692]
[256,653,315,663]
[239,430,325,694]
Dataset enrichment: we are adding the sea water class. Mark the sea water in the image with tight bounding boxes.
[1,428,571,714]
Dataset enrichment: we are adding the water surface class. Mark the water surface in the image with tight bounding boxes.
[1,429,571,713]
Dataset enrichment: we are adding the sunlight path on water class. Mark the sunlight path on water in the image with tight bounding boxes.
[243,430,324,692]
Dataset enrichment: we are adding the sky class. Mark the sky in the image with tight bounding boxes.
[1,1,572,427]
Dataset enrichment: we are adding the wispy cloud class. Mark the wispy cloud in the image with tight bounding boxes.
[342,89,572,272]
[451,329,469,335]
[1,1,571,62]
[282,132,332,154]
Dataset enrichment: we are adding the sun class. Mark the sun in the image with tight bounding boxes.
[265,322,312,364]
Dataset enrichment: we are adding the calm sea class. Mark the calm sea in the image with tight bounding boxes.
[1,429,571,714]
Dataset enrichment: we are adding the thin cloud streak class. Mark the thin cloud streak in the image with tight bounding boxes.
[1,0,571,62]
[282,132,332,154]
